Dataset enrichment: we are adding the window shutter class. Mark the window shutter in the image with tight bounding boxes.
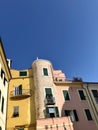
[73,110,79,121]
[55,107,59,117]
[70,111,75,122]
[19,85,22,94]
[63,90,70,100]
[46,107,50,118]
[45,88,52,97]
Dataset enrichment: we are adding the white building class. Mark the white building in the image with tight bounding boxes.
[0,40,11,130]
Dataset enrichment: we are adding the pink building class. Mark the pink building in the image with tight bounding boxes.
[33,59,98,130]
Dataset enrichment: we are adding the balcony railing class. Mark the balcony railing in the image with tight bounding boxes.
[10,89,32,99]
[45,97,55,105]
[53,77,66,82]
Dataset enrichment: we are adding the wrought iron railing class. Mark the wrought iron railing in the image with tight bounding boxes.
[10,89,32,98]
[45,97,55,105]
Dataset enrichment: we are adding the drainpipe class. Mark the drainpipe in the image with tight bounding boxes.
[83,83,98,128]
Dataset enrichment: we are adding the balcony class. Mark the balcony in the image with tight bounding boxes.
[37,116,73,130]
[10,89,32,99]
[53,77,66,84]
[45,97,55,105]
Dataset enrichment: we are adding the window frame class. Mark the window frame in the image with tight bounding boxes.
[64,109,79,122]
[43,68,48,76]
[13,106,19,117]
[46,107,59,118]
[19,71,27,76]
[14,85,22,96]
[45,88,53,97]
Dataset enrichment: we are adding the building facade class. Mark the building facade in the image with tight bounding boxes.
[0,40,11,130]
[7,69,36,130]
[83,83,98,128]
[7,59,98,130]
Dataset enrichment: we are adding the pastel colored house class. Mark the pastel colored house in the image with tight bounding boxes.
[0,40,11,130]
[7,59,98,130]
[83,82,98,128]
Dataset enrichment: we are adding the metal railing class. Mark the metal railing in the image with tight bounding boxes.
[10,89,32,98]
[45,97,55,105]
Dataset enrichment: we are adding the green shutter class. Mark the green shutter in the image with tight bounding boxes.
[43,68,48,76]
[63,90,70,100]
[45,88,52,94]
[55,107,59,117]
[19,71,27,76]
[70,111,75,122]
[45,88,52,97]
[79,90,86,100]
[46,107,50,118]
[85,109,92,120]
[73,110,79,121]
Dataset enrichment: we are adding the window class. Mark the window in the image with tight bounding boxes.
[65,110,79,122]
[1,97,4,113]
[13,106,19,117]
[84,109,93,120]
[45,88,55,105]
[19,71,27,76]
[14,85,22,95]
[1,69,4,79]
[3,77,7,86]
[45,88,53,97]
[91,90,98,104]
[18,128,24,130]
[43,68,48,76]
[78,90,86,100]
[63,90,70,101]
[46,107,59,118]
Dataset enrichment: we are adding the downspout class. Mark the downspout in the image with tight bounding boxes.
[5,77,11,130]
[83,83,98,128]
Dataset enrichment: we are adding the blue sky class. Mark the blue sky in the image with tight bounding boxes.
[0,0,98,82]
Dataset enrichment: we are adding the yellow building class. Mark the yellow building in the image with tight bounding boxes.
[0,40,11,130]
[7,69,36,130]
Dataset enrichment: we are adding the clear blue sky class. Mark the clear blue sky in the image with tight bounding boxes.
[0,0,98,82]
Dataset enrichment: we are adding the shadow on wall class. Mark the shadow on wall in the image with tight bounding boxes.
[28,69,36,130]
[61,87,77,130]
